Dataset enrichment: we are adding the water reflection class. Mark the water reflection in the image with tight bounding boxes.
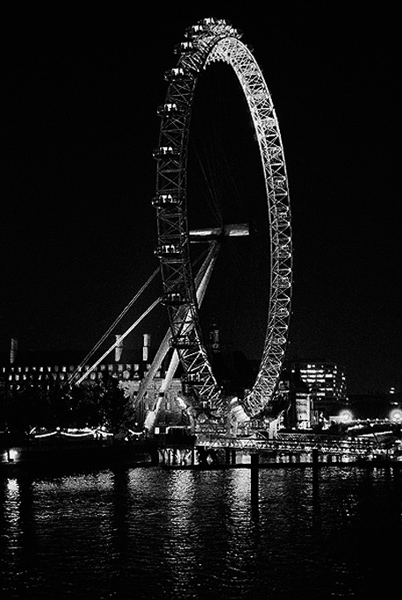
[1,478,24,590]
[1,466,401,599]
[164,471,198,595]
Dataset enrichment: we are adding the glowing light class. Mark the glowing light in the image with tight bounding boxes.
[176,396,187,410]
[3,448,20,462]
[338,410,354,423]
[390,408,402,423]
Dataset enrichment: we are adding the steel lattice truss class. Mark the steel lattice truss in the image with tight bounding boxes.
[153,18,292,419]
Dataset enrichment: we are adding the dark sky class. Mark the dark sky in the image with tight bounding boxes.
[1,5,401,394]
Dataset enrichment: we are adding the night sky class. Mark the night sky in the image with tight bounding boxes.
[1,5,401,395]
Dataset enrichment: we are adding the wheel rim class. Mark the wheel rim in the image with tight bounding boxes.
[153,18,292,420]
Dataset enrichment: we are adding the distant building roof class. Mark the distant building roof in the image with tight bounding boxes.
[0,346,143,368]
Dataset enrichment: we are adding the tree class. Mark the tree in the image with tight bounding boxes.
[97,374,134,436]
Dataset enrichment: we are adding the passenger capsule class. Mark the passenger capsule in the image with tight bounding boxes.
[164,67,192,82]
[152,146,180,159]
[162,292,187,306]
[156,103,181,117]
[152,194,181,208]
[154,244,182,257]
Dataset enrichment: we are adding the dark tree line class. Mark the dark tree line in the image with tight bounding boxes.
[0,373,134,435]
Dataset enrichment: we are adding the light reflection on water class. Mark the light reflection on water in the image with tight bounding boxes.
[1,466,401,599]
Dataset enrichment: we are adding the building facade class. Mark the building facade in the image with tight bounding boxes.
[281,360,347,429]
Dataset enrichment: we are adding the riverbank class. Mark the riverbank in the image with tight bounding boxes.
[0,437,159,477]
[3,444,402,478]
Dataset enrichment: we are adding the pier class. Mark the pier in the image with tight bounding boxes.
[157,431,400,468]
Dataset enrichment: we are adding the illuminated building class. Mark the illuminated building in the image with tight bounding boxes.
[299,361,347,426]
[0,334,166,388]
[281,360,347,429]
[299,360,346,399]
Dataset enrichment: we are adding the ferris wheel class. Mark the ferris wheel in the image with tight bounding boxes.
[152,18,292,422]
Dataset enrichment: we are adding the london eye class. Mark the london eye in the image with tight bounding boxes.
[152,18,292,427]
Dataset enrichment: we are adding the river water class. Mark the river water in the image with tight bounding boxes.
[1,464,401,599]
